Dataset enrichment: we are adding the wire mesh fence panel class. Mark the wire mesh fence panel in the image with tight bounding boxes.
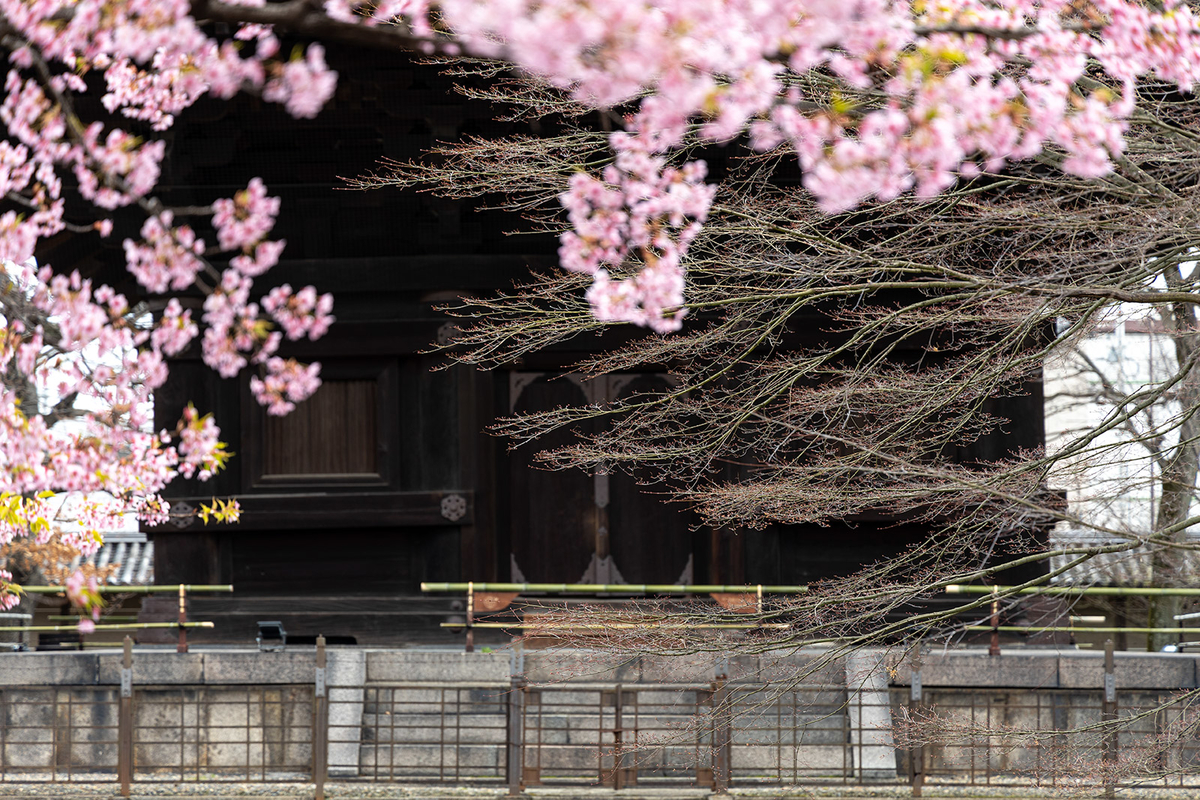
[522,685,613,785]
[131,685,313,782]
[0,687,120,782]
[1113,691,1200,788]
[910,689,1200,790]
[617,686,714,785]
[519,683,713,787]
[347,683,508,783]
[728,684,854,784]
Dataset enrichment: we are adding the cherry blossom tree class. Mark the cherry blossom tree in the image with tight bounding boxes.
[0,1,349,613]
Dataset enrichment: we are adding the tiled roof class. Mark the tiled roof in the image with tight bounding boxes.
[1050,528,1200,586]
[69,532,154,586]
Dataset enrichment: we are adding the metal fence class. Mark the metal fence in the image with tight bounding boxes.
[0,684,314,785]
[4,641,1200,796]
[904,688,1200,792]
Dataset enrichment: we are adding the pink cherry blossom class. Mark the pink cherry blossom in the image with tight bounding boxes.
[0,570,16,612]
[123,212,205,293]
[262,44,338,119]
[151,299,200,356]
[250,358,323,416]
[263,284,335,341]
[558,134,714,331]
[212,178,281,252]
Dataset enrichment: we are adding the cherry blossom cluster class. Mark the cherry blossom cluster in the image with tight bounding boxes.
[184,179,333,395]
[65,570,102,632]
[0,264,217,503]
[250,358,324,416]
[0,570,16,612]
[0,259,234,613]
[123,212,205,293]
[212,178,281,251]
[353,0,1200,328]
[176,405,228,481]
[559,134,715,332]
[263,285,336,341]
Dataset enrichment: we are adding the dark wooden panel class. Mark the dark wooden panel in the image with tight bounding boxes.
[458,366,499,582]
[152,531,221,584]
[744,522,931,584]
[263,379,378,477]
[399,356,460,491]
[228,528,460,595]
[242,359,399,491]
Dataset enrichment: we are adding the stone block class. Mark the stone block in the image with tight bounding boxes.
[523,744,602,774]
[367,650,510,683]
[1114,653,1195,689]
[202,651,314,684]
[358,743,504,773]
[845,650,896,779]
[629,747,704,775]
[134,723,203,770]
[636,655,717,684]
[326,648,366,778]
[749,649,843,686]
[726,654,760,681]
[126,684,312,771]
[521,651,636,683]
[918,652,1058,687]
[530,687,604,710]
[2,738,54,769]
[630,687,706,709]
[732,744,850,774]
[364,719,506,745]
[0,652,98,686]
[327,648,365,686]
[1059,652,1196,690]
[97,652,204,685]
[363,684,507,715]
[1057,651,1103,689]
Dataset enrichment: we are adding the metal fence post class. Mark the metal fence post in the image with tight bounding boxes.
[313,635,328,800]
[1102,638,1117,799]
[988,586,1001,656]
[176,585,188,654]
[607,684,636,789]
[507,675,525,796]
[909,652,924,797]
[118,636,133,797]
[712,672,731,793]
[466,582,475,653]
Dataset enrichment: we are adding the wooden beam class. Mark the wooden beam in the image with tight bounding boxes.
[164,490,473,530]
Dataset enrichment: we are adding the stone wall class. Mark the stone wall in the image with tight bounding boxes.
[0,647,1196,783]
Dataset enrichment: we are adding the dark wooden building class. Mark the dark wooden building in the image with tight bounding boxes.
[127,46,1047,645]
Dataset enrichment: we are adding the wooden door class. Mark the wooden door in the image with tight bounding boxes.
[507,372,694,584]
[606,374,693,584]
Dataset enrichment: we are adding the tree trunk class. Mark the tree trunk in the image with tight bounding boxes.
[1148,274,1200,651]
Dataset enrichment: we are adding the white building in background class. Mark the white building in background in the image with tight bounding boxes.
[1044,315,1200,583]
